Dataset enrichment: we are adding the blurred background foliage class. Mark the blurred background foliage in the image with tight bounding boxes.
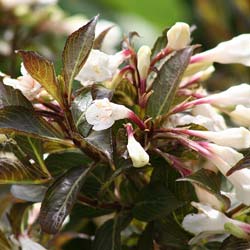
[1,0,250,90]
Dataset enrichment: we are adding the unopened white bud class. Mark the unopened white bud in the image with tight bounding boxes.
[137,45,151,80]
[126,124,149,168]
[167,22,191,50]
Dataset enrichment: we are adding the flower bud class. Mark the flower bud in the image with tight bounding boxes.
[137,45,151,80]
[126,124,149,168]
[191,34,250,66]
[230,105,250,127]
[188,127,250,149]
[167,22,191,50]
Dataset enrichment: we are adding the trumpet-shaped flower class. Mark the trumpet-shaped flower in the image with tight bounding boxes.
[203,84,250,107]
[3,63,41,100]
[75,49,129,86]
[182,202,250,235]
[167,22,191,50]
[137,45,151,80]
[126,123,149,167]
[187,127,250,149]
[191,34,250,66]
[85,98,145,131]
[230,105,250,127]
[202,143,250,205]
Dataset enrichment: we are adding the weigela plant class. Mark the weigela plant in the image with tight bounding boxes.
[2,14,250,250]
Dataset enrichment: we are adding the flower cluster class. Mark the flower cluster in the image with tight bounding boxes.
[2,15,250,249]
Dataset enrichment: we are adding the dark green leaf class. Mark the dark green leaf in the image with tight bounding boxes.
[0,106,62,140]
[132,183,183,222]
[220,236,250,250]
[151,28,168,58]
[0,151,50,184]
[180,169,230,210]
[147,47,194,118]
[45,149,90,176]
[18,50,62,104]
[86,129,113,160]
[62,16,98,96]
[226,156,250,176]
[154,217,190,249]
[93,26,113,49]
[0,229,12,250]
[92,213,131,250]
[137,223,154,250]
[71,89,92,137]
[39,166,93,234]
[0,80,32,109]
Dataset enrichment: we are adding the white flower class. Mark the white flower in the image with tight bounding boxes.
[188,127,250,149]
[85,98,131,131]
[167,22,191,50]
[230,105,250,127]
[182,202,250,235]
[126,124,149,168]
[192,104,227,131]
[0,0,57,9]
[204,143,250,205]
[3,63,41,100]
[191,34,250,66]
[205,83,250,107]
[167,113,220,131]
[75,49,129,86]
[137,45,151,80]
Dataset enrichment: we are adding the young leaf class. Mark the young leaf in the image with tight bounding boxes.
[62,15,98,102]
[0,80,32,109]
[132,183,183,222]
[93,26,113,49]
[71,89,93,137]
[151,27,168,59]
[92,213,131,250]
[17,50,63,104]
[39,166,93,234]
[147,47,193,118]
[0,151,50,184]
[0,106,62,140]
